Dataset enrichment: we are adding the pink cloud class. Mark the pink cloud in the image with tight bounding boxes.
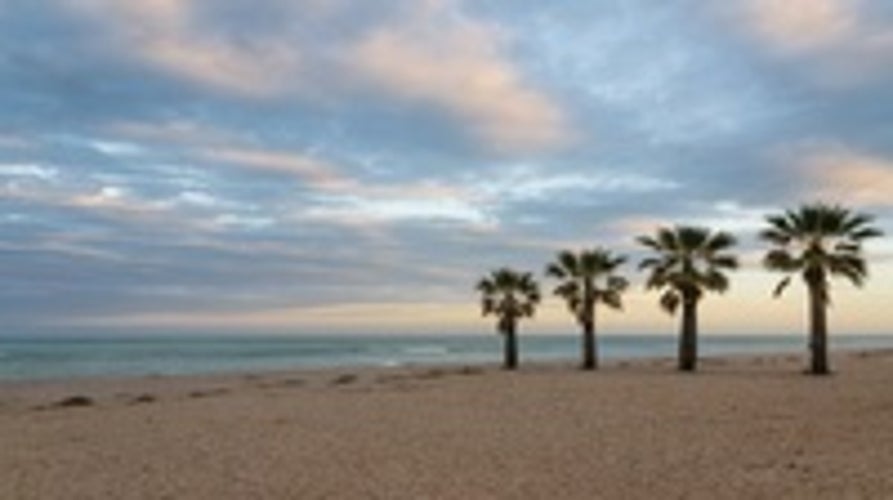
[203,148,352,191]
[71,0,569,153]
[798,148,893,206]
[72,0,302,97]
[742,0,856,53]
[732,0,893,85]
[350,3,569,153]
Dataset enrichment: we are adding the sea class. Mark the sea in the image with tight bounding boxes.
[1,334,892,381]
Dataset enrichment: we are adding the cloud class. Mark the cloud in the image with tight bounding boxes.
[469,165,679,202]
[1,163,268,235]
[196,147,494,228]
[0,134,31,150]
[108,120,235,148]
[3,0,892,334]
[350,3,570,152]
[733,0,893,85]
[210,213,275,231]
[170,190,222,209]
[0,163,59,181]
[607,201,770,245]
[66,0,569,153]
[0,237,127,263]
[86,139,144,157]
[301,193,492,228]
[70,0,303,97]
[743,0,856,53]
[796,147,893,206]
[202,148,351,190]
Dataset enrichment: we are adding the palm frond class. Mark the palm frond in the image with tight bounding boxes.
[702,270,730,293]
[558,250,578,276]
[710,254,739,270]
[636,235,661,251]
[834,241,861,254]
[763,249,798,272]
[606,275,629,292]
[481,297,495,316]
[638,225,737,312]
[840,212,874,233]
[828,254,867,287]
[476,267,540,329]
[705,231,737,252]
[761,204,881,296]
[600,290,623,310]
[850,227,883,241]
[772,276,791,297]
[659,290,680,315]
[764,214,793,234]
[553,280,578,295]
[657,227,679,250]
[759,228,791,246]
[544,262,567,280]
[638,257,662,270]
[475,278,494,294]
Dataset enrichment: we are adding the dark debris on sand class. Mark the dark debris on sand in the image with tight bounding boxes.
[50,395,95,409]
[129,394,157,405]
[331,374,358,386]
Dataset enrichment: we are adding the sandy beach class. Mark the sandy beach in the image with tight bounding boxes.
[2,350,893,499]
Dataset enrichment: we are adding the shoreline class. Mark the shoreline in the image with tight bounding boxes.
[1,347,890,412]
[2,342,890,384]
[4,333,892,385]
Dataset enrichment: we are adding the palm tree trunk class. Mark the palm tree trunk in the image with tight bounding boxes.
[808,283,830,375]
[581,318,597,370]
[503,318,518,370]
[678,297,698,372]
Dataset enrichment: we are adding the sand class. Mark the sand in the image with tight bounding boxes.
[2,350,893,499]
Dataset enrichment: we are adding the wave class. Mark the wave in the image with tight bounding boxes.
[401,346,451,356]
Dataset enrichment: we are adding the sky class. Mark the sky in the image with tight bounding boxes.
[1,0,892,336]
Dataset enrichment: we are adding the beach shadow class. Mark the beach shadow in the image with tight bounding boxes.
[330,373,358,386]
[456,365,485,376]
[416,368,447,380]
[128,393,157,405]
[278,377,306,387]
[36,395,95,411]
[188,388,230,399]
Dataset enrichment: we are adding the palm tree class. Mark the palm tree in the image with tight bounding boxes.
[637,226,738,372]
[476,268,541,370]
[760,203,882,375]
[545,248,628,370]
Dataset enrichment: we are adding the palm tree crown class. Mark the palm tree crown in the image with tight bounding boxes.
[760,203,882,297]
[637,226,738,313]
[545,248,627,370]
[546,249,628,322]
[760,203,882,375]
[476,268,541,333]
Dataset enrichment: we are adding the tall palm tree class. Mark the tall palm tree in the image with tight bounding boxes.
[545,248,628,370]
[476,268,541,370]
[637,226,738,372]
[760,203,882,375]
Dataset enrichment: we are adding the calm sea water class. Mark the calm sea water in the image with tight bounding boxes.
[1,334,891,381]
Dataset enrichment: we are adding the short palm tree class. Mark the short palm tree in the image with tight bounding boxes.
[545,248,628,370]
[638,226,738,371]
[476,268,541,370]
[760,203,882,375]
